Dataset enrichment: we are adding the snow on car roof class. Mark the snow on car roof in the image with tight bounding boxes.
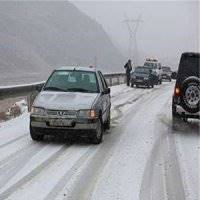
[56,66,97,72]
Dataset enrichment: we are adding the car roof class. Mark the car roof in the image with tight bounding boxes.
[56,66,97,72]
[182,52,200,57]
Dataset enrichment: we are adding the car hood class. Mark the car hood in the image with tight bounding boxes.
[33,91,99,110]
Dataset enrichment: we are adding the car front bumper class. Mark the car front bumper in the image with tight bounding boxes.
[173,105,200,119]
[30,115,98,131]
[131,79,151,85]
[162,74,171,79]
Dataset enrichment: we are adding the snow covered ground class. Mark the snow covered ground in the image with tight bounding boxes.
[0,82,199,200]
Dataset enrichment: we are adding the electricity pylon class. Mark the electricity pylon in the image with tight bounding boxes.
[123,14,143,66]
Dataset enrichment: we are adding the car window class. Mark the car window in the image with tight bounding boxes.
[96,72,104,92]
[44,70,99,93]
[98,71,108,90]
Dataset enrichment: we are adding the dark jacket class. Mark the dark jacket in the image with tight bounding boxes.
[124,62,132,75]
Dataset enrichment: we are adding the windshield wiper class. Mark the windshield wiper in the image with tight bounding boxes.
[44,86,67,92]
[67,88,94,93]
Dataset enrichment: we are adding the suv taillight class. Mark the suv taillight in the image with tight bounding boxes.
[174,86,181,97]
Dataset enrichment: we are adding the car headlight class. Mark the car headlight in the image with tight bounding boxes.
[77,109,97,118]
[31,107,46,115]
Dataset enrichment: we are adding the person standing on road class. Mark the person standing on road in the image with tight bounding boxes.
[124,59,132,86]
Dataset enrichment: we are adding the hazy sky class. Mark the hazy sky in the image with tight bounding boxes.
[72,0,199,68]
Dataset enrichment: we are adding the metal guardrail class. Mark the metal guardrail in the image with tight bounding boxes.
[0,73,126,100]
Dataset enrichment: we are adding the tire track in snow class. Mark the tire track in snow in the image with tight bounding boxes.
[0,134,27,149]
[8,145,94,200]
[55,84,173,200]
[44,146,96,200]
[111,86,164,123]
[88,83,174,200]
[0,145,68,199]
[0,140,38,167]
[0,142,43,189]
[139,97,186,200]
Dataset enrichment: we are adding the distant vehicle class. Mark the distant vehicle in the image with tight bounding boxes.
[171,71,177,80]
[131,66,154,88]
[161,66,172,81]
[172,52,200,122]
[144,58,162,84]
[30,66,111,144]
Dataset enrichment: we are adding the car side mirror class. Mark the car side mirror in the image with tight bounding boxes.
[102,88,110,95]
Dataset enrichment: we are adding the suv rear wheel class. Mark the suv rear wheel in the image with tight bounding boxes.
[180,77,200,113]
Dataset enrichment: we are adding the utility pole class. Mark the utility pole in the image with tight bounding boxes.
[94,56,97,69]
[123,14,143,66]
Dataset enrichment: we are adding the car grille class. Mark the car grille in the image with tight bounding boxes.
[46,110,77,118]
[136,76,144,80]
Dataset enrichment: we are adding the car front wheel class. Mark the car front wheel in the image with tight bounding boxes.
[104,110,111,130]
[30,125,44,141]
[92,119,103,144]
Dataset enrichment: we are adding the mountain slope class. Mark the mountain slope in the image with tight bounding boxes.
[0,1,124,86]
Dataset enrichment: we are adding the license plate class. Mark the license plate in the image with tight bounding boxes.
[49,119,73,127]
[137,79,143,82]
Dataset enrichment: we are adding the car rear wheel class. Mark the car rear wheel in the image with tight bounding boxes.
[92,119,103,144]
[30,125,44,141]
[180,77,200,113]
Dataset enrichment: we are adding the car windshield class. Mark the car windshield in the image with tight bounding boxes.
[44,70,98,93]
[144,62,157,69]
[162,67,171,72]
[134,67,150,74]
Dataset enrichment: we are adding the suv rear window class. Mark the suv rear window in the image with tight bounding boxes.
[178,54,200,78]
[176,53,200,85]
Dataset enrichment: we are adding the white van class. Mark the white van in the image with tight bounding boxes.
[144,58,162,84]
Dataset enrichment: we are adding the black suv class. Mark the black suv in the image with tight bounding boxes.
[131,66,154,88]
[172,52,200,121]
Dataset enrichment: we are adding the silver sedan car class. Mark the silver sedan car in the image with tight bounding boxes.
[30,66,111,144]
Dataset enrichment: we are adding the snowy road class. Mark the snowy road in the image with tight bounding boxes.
[0,82,199,200]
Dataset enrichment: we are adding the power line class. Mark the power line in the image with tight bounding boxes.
[123,14,143,66]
